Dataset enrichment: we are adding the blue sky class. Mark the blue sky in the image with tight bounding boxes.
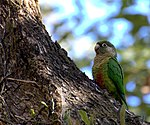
[39,0,150,112]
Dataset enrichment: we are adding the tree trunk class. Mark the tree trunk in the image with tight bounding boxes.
[0,0,149,125]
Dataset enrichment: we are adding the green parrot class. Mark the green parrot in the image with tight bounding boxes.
[92,40,127,125]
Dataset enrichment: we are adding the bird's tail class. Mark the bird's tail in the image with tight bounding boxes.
[120,104,126,125]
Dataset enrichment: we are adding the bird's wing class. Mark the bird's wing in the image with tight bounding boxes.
[107,57,127,107]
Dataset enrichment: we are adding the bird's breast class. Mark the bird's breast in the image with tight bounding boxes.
[95,71,106,89]
[93,57,110,88]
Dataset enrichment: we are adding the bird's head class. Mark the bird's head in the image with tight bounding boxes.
[94,41,117,58]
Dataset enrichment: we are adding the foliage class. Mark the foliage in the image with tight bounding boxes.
[78,110,93,125]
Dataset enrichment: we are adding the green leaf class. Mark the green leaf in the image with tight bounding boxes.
[30,108,35,117]
[78,110,91,125]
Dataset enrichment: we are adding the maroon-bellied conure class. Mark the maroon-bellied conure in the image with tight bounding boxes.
[92,40,127,125]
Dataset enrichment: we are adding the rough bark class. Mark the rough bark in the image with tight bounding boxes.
[0,0,149,125]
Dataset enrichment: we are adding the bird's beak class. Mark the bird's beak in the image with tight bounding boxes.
[94,44,100,53]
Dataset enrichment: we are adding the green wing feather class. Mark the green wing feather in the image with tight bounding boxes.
[107,58,127,108]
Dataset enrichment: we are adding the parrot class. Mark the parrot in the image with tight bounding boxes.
[92,40,128,125]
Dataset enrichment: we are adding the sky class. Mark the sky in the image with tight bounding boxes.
[39,0,150,114]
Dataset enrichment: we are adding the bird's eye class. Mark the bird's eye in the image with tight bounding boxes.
[101,43,107,47]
